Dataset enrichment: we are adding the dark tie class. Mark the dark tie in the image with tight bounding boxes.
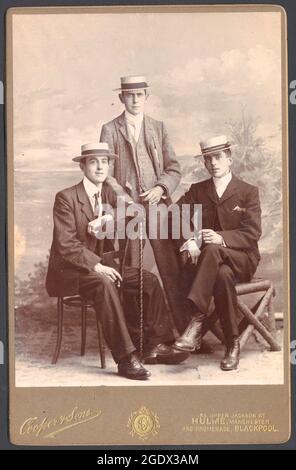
[94,192,101,217]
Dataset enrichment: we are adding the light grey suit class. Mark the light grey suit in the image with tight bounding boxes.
[100,112,181,203]
[100,112,188,333]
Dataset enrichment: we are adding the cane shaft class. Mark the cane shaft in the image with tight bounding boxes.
[139,220,144,358]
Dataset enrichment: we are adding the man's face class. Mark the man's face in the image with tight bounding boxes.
[119,90,147,115]
[80,156,109,185]
[203,151,232,178]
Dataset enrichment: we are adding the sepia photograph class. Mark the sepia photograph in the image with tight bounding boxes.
[6,4,290,445]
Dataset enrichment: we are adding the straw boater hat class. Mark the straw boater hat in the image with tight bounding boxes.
[113,75,149,93]
[72,143,118,162]
[196,135,234,158]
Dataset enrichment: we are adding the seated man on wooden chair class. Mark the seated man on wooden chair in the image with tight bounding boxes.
[172,135,262,370]
[46,143,188,381]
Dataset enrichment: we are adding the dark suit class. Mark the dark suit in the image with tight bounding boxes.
[46,181,174,362]
[176,174,262,343]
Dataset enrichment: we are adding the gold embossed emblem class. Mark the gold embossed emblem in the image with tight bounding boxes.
[127,406,160,440]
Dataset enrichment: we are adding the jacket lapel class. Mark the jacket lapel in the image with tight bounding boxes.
[218,174,239,204]
[117,112,132,144]
[76,181,95,222]
[101,186,112,216]
[116,112,140,179]
[143,115,161,176]
[143,114,153,148]
[204,179,219,203]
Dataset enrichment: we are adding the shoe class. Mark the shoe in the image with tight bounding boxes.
[142,343,189,365]
[220,338,240,371]
[173,317,204,352]
[118,353,151,380]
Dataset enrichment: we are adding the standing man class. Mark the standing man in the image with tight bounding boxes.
[100,75,181,207]
[100,75,186,332]
[46,143,188,381]
[172,136,262,370]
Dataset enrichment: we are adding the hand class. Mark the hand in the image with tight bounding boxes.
[139,186,164,204]
[88,215,113,237]
[180,239,201,265]
[199,229,223,245]
[94,263,122,284]
[118,195,135,205]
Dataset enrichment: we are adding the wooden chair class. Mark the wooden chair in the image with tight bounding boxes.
[52,295,106,367]
[202,278,281,351]
[51,239,129,367]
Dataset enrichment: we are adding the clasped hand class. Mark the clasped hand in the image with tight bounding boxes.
[139,186,164,204]
[181,229,223,265]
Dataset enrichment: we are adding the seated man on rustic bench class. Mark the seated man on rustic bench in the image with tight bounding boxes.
[172,135,262,371]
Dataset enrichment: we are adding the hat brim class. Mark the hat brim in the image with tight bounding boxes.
[72,153,118,162]
[113,86,149,92]
[194,143,236,158]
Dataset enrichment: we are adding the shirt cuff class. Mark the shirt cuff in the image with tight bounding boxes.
[179,238,197,252]
[155,184,168,199]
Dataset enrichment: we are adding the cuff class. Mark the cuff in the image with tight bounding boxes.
[179,238,197,252]
[155,184,168,199]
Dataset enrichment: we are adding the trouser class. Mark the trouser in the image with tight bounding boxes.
[181,244,257,344]
[124,204,190,334]
[78,266,174,362]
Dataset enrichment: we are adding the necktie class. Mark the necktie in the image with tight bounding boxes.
[93,192,102,217]
[127,121,136,141]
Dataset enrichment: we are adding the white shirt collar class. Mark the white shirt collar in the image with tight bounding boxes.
[124,110,144,126]
[213,171,232,188]
[83,176,102,198]
[213,171,232,198]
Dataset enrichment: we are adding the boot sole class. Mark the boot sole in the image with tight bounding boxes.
[118,372,151,380]
[173,344,196,353]
[143,351,189,365]
[220,364,239,371]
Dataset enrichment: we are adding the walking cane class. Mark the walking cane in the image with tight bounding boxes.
[139,218,144,359]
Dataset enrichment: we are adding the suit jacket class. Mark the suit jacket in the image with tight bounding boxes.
[176,174,262,271]
[100,112,181,202]
[46,181,117,297]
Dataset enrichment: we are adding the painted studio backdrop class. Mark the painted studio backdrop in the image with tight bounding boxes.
[12,10,285,386]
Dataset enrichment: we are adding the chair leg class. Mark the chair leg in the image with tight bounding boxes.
[95,314,106,369]
[238,292,281,351]
[52,297,64,364]
[267,288,277,340]
[81,301,87,356]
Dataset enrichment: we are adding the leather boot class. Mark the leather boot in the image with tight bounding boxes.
[142,343,189,364]
[173,317,204,352]
[220,338,240,371]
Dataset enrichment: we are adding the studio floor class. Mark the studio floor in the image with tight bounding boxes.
[14,305,284,387]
